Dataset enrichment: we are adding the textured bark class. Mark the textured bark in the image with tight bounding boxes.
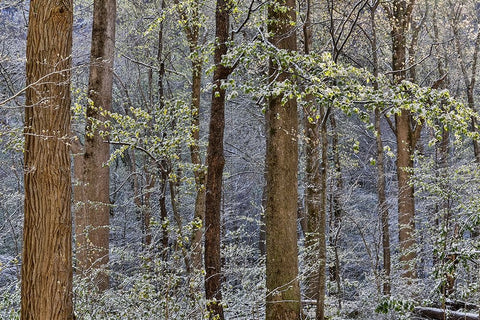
[389,0,418,279]
[204,0,231,318]
[265,1,301,319]
[22,0,74,318]
[76,0,116,292]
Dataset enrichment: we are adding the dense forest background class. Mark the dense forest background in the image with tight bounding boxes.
[1,0,480,319]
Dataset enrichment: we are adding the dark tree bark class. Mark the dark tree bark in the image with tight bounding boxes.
[76,0,116,292]
[303,0,321,302]
[204,0,232,318]
[265,1,302,319]
[22,0,74,318]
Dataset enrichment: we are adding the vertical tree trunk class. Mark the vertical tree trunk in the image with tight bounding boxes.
[303,0,321,301]
[316,107,328,320]
[22,0,74,318]
[329,114,343,308]
[389,0,417,279]
[173,0,205,271]
[370,0,391,296]
[265,1,301,319]
[204,0,231,318]
[76,0,116,292]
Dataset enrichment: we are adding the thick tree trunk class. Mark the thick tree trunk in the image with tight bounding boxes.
[76,0,116,291]
[204,0,231,318]
[390,0,417,279]
[265,1,301,319]
[22,0,74,318]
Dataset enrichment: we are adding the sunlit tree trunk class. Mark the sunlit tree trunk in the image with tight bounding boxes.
[265,1,301,319]
[388,0,418,279]
[76,0,116,291]
[22,0,74,318]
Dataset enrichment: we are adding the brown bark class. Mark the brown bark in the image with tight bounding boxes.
[388,0,418,279]
[22,0,74,318]
[187,8,206,272]
[173,0,206,271]
[303,0,320,302]
[204,0,231,318]
[76,0,116,292]
[265,1,301,319]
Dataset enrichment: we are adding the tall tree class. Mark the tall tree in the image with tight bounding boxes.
[174,0,206,270]
[265,0,301,319]
[204,0,231,318]
[369,0,391,296]
[76,0,116,291]
[22,0,74,318]
[384,0,419,279]
[302,1,328,317]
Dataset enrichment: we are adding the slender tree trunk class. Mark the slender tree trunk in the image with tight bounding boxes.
[316,107,328,320]
[370,0,391,296]
[204,0,231,318]
[173,0,206,271]
[188,18,206,272]
[76,0,116,291]
[22,0,74,318]
[329,114,343,307]
[265,1,301,319]
[303,0,321,301]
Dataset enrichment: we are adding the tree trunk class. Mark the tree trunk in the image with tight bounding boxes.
[390,0,417,279]
[316,107,328,320]
[303,0,321,302]
[187,8,206,271]
[265,1,301,319]
[22,0,74,318]
[204,0,231,318]
[76,0,116,291]
[370,1,391,296]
